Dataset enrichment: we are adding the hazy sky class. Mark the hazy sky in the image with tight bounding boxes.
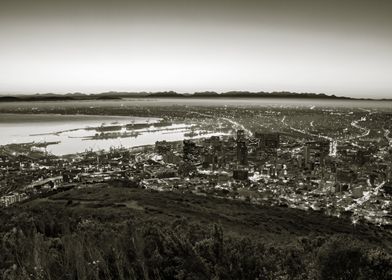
[0,0,391,98]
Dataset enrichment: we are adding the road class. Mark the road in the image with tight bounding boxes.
[221,117,252,136]
[190,110,252,137]
[281,116,337,156]
[281,113,372,157]
[349,119,370,140]
[346,181,385,212]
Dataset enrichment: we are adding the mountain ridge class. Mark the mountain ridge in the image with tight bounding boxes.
[0,91,389,102]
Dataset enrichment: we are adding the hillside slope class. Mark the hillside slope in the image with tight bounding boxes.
[1,185,391,279]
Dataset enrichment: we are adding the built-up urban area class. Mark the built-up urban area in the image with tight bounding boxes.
[1,114,391,228]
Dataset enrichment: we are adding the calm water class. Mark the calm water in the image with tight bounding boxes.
[0,113,222,155]
[0,98,391,155]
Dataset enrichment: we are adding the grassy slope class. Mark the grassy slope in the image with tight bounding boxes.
[17,185,392,249]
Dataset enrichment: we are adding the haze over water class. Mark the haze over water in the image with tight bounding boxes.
[1,98,392,110]
[0,98,391,155]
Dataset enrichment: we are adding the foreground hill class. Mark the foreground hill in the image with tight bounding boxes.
[1,185,391,279]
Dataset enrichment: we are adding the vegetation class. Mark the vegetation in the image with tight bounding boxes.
[0,186,391,279]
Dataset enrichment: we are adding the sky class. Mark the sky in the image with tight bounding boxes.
[0,0,391,98]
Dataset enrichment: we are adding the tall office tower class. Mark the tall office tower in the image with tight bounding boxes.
[236,141,248,165]
[304,145,310,169]
[183,140,197,161]
[255,132,280,149]
[237,129,245,142]
[319,140,330,157]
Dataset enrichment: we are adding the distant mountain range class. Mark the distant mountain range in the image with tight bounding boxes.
[0,91,388,102]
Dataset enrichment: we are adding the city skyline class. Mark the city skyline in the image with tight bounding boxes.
[1,0,391,98]
[1,1,392,278]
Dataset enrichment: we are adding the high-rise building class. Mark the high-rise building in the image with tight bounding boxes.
[255,132,280,149]
[336,168,356,185]
[236,141,248,165]
[307,140,330,158]
[183,140,197,161]
[304,145,310,169]
[233,169,248,180]
[155,140,171,154]
[237,130,245,142]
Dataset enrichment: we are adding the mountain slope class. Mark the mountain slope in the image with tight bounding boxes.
[1,185,391,279]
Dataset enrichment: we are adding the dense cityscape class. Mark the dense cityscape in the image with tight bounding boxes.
[1,103,391,229]
[1,0,392,277]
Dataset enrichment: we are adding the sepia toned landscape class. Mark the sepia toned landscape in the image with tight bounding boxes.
[1,97,391,279]
[1,0,392,279]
